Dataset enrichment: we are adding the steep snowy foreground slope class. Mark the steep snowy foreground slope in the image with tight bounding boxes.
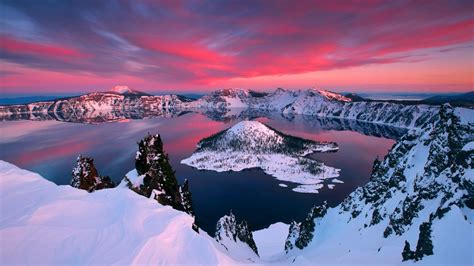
[0,161,246,265]
[182,120,340,193]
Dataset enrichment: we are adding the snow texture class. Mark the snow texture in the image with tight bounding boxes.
[181,120,340,193]
[283,104,474,264]
[0,161,243,265]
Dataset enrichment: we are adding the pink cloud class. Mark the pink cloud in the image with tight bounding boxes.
[0,35,88,60]
[1,1,473,93]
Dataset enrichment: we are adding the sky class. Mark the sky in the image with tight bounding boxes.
[0,0,473,94]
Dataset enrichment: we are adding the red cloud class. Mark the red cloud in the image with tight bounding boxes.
[0,35,87,60]
[1,1,473,92]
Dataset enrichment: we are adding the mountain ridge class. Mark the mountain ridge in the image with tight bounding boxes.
[282,104,473,264]
[0,87,444,129]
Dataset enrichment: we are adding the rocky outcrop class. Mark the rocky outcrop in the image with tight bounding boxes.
[70,155,115,192]
[284,104,473,262]
[215,211,259,256]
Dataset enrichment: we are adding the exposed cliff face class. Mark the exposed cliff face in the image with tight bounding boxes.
[284,104,474,264]
[70,155,115,192]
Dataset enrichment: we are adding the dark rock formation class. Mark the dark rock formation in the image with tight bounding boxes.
[70,155,115,192]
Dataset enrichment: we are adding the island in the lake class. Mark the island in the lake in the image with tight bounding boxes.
[182,120,340,193]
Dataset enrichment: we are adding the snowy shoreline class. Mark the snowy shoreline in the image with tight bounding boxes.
[181,120,342,193]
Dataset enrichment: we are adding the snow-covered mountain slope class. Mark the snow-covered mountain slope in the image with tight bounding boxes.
[187,88,436,129]
[189,88,256,110]
[0,92,193,124]
[237,88,437,129]
[191,88,351,111]
[282,104,474,264]
[0,161,245,265]
[283,100,437,129]
[0,87,440,130]
[181,120,340,193]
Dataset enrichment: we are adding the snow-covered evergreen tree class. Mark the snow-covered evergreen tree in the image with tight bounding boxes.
[215,211,259,256]
[133,134,182,208]
[70,155,114,192]
[179,179,194,216]
[128,134,195,215]
[284,221,300,252]
[284,201,327,251]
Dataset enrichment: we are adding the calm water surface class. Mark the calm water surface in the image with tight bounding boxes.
[0,113,396,234]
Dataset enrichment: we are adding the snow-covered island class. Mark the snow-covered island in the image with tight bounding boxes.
[181,120,340,193]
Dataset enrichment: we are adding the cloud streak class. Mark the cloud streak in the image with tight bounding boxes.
[0,0,473,92]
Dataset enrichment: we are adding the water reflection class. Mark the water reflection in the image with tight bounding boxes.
[1,108,406,139]
[0,112,396,234]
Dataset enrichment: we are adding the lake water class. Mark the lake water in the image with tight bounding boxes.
[0,112,399,234]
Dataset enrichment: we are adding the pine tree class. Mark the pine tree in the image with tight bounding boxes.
[132,134,194,215]
[285,220,300,252]
[215,211,259,256]
[414,221,434,260]
[294,201,328,249]
[135,139,149,175]
[402,241,415,261]
[295,215,315,249]
[180,179,194,216]
[236,220,259,255]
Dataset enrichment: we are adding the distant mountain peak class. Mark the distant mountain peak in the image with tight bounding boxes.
[111,85,132,94]
[109,85,150,96]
